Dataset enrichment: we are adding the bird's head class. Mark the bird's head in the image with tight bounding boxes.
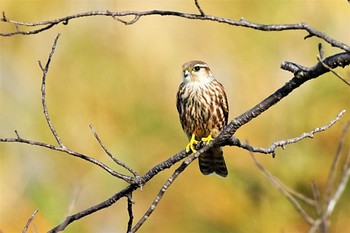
[182,60,213,84]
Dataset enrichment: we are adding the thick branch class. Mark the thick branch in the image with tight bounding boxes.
[217,52,350,144]
[48,184,138,233]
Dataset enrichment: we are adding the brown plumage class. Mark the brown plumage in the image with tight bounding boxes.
[176,60,229,177]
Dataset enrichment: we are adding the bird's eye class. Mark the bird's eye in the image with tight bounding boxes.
[193,66,201,72]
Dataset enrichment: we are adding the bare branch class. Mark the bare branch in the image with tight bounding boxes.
[1,4,349,233]
[218,52,350,143]
[227,110,346,156]
[22,209,38,233]
[39,33,65,148]
[48,184,138,233]
[89,124,139,177]
[131,150,200,233]
[317,56,350,86]
[1,10,349,52]
[323,122,350,220]
[126,194,134,233]
[194,0,205,16]
[250,153,315,225]
[0,136,134,183]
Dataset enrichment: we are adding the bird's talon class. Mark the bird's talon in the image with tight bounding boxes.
[201,132,214,145]
[186,134,198,153]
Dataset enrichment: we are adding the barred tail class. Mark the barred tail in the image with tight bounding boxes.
[198,147,228,177]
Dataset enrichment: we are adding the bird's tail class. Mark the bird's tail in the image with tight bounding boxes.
[198,147,228,177]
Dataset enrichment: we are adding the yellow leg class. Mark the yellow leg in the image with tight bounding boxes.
[186,134,199,153]
[201,132,214,145]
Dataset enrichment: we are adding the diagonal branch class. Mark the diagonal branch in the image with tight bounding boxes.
[48,184,138,233]
[130,149,204,233]
[22,209,38,233]
[194,0,205,15]
[250,153,315,225]
[89,124,139,177]
[217,52,350,145]
[323,122,350,220]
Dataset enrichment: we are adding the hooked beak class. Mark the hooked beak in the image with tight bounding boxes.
[183,70,190,78]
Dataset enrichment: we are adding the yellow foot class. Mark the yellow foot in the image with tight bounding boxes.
[186,134,199,153]
[201,132,214,145]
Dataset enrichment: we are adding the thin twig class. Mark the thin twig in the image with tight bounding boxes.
[22,209,38,233]
[194,0,205,15]
[323,122,350,219]
[130,150,200,233]
[318,43,325,60]
[324,122,349,209]
[317,56,350,86]
[250,152,315,225]
[89,124,139,177]
[40,33,65,148]
[310,181,322,216]
[229,110,346,156]
[0,136,134,183]
[126,193,134,233]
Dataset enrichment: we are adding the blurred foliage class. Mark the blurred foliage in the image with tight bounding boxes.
[1,0,349,232]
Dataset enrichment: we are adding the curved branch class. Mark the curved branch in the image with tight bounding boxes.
[1,9,349,52]
[39,33,65,148]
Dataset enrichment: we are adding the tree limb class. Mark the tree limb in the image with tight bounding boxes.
[1,9,349,53]
[1,2,350,232]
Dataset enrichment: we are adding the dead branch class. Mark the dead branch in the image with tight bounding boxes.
[0,5,349,53]
[250,122,350,233]
[1,1,349,232]
[227,110,346,157]
[22,209,38,233]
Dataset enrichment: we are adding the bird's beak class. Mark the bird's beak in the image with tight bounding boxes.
[183,70,190,78]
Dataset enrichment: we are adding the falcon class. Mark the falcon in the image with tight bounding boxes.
[176,60,229,177]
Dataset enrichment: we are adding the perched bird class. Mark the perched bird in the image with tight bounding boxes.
[176,60,229,177]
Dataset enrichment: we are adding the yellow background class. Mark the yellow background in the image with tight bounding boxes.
[1,0,349,232]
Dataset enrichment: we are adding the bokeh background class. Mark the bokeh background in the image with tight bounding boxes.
[1,0,349,232]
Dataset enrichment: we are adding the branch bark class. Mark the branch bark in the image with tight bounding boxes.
[1,1,349,232]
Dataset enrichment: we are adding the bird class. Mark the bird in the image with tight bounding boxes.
[176,60,229,177]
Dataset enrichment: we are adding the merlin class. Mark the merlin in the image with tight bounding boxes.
[176,60,229,177]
